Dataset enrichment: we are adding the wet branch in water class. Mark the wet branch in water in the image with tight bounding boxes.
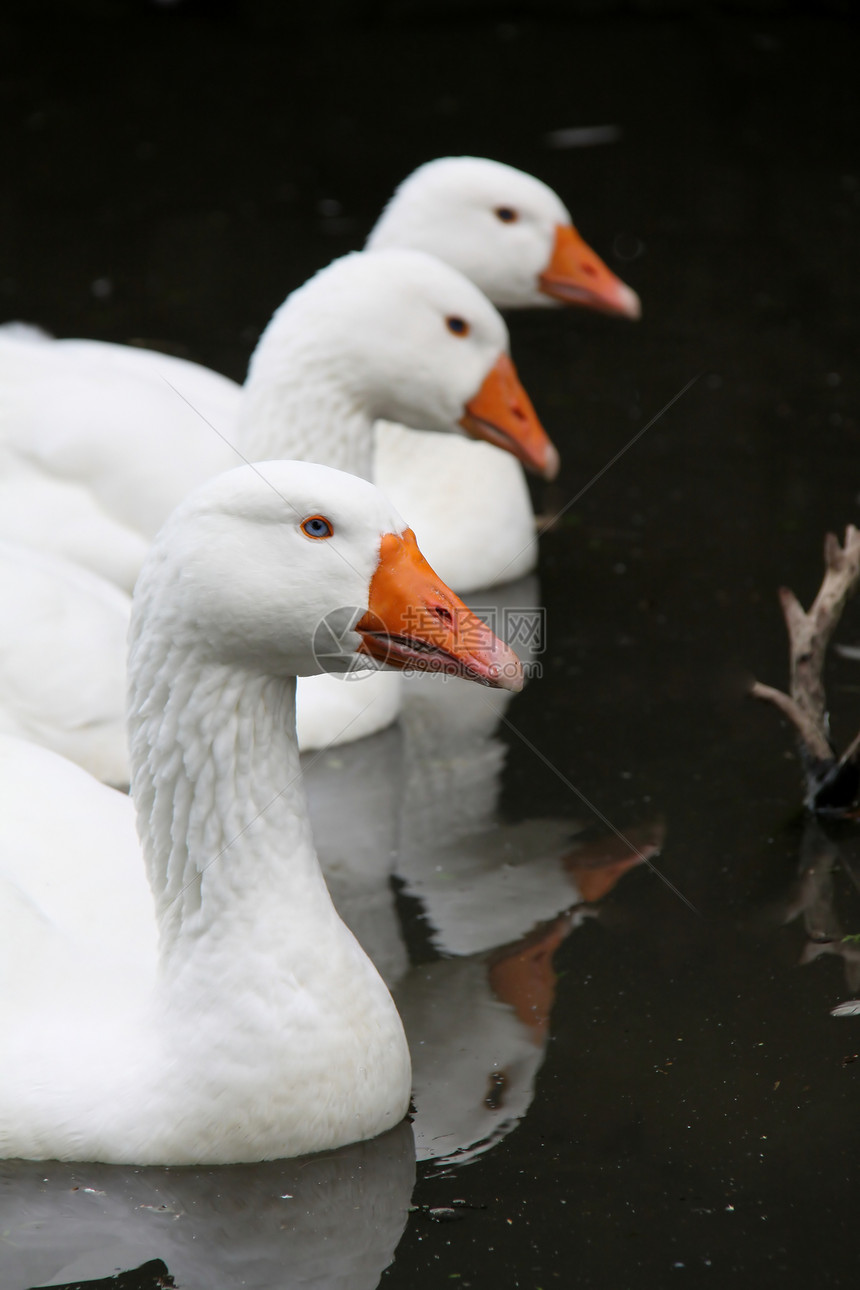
[751,525,860,815]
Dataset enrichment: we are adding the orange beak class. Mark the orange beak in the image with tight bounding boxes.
[356,528,524,692]
[459,353,560,481]
[539,224,641,320]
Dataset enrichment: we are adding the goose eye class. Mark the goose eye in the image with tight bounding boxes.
[494,206,518,223]
[446,316,470,337]
[301,515,334,540]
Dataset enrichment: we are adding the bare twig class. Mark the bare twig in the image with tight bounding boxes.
[749,680,831,763]
[751,526,860,811]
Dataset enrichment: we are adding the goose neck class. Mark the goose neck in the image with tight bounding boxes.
[128,652,333,971]
[237,324,376,479]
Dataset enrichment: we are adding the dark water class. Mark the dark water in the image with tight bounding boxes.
[2,4,860,1288]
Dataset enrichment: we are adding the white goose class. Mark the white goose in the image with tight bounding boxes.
[369,156,641,591]
[0,248,553,575]
[0,157,633,593]
[369,156,640,315]
[0,459,522,1165]
[0,249,551,765]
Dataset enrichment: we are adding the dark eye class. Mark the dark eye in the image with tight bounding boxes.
[446,316,470,337]
[494,206,518,223]
[301,515,334,539]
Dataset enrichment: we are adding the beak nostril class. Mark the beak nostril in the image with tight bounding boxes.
[430,603,454,626]
[581,262,598,278]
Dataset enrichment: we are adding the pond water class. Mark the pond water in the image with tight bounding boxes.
[1,4,859,1287]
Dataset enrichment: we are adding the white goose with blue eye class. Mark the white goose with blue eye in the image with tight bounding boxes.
[0,248,551,767]
[0,459,522,1165]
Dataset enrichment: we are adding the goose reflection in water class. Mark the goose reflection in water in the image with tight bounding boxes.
[401,826,660,1167]
[305,689,658,1171]
[304,572,660,1166]
[305,575,578,980]
[768,817,860,1007]
[0,1121,415,1290]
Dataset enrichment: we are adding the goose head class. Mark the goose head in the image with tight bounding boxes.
[131,460,524,692]
[253,249,558,479]
[366,156,640,319]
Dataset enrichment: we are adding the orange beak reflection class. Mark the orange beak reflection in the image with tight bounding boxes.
[356,529,524,692]
[539,224,641,320]
[460,353,560,481]
[488,912,576,1045]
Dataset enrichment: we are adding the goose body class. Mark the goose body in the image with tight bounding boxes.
[0,542,131,785]
[374,428,537,590]
[0,460,521,1165]
[0,333,238,542]
[0,444,150,591]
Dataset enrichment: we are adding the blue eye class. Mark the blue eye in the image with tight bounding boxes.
[301,515,334,539]
[446,316,470,337]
